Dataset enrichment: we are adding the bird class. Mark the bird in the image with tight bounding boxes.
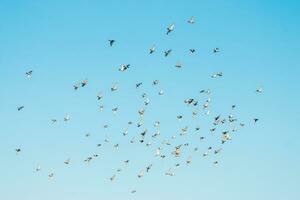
[64,158,71,165]
[189,49,196,53]
[48,173,54,178]
[15,148,21,154]
[73,83,80,90]
[112,107,118,113]
[136,82,142,88]
[211,72,223,78]
[175,62,182,68]
[256,87,263,93]
[214,148,222,154]
[149,46,156,54]
[137,170,144,178]
[164,49,172,57]
[119,64,130,72]
[152,80,159,85]
[165,169,175,176]
[166,24,175,35]
[111,83,118,92]
[158,89,164,95]
[110,174,116,181]
[26,70,33,78]
[64,114,70,122]
[81,79,88,87]
[97,93,104,100]
[146,164,153,172]
[213,48,220,53]
[17,106,24,111]
[187,16,195,24]
[213,161,219,165]
[108,40,115,47]
[35,165,41,172]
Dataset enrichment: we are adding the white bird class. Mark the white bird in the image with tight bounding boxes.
[166,24,175,35]
[119,64,130,72]
[64,114,70,122]
[256,87,263,93]
[137,170,144,178]
[187,16,195,24]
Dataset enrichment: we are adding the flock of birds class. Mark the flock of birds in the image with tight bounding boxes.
[15,16,263,195]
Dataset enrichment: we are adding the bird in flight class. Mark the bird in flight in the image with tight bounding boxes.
[187,16,195,24]
[26,70,33,78]
[17,106,24,111]
[108,39,115,47]
[166,24,175,35]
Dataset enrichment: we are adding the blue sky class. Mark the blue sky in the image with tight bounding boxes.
[0,0,300,200]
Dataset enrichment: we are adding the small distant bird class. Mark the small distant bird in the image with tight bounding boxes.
[17,106,24,111]
[152,80,159,85]
[131,190,137,194]
[51,119,57,124]
[213,48,220,53]
[64,114,70,122]
[189,49,196,53]
[136,82,142,88]
[123,129,128,136]
[64,158,71,165]
[81,79,88,87]
[149,46,155,54]
[73,83,80,90]
[119,64,130,72]
[254,118,259,123]
[111,83,118,92]
[164,49,172,57]
[186,157,192,165]
[165,169,175,176]
[211,72,223,78]
[166,24,175,35]
[112,107,118,113]
[158,89,164,95]
[137,170,144,178]
[26,70,33,78]
[146,164,153,172]
[35,165,41,172]
[175,62,182,68]
[110,174,116,181]
[256,87,263,93]
[214,148,222,154]
[108,40,115,47]
[177,115,183,120]
[97,93,104,100]
[48,173,54,178]
[15,148,21,154]
[187,16,195,24]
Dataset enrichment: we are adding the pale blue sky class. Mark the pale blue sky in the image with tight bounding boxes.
[0,0,299,200]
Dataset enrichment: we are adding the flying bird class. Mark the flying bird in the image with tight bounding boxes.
[108,40,115,47]
[187,16,195,24]
[166,24,175,35]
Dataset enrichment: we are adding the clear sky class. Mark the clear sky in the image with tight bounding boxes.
[0,0,299,200]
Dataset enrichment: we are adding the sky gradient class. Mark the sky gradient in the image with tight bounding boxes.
[0,0,300,200]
